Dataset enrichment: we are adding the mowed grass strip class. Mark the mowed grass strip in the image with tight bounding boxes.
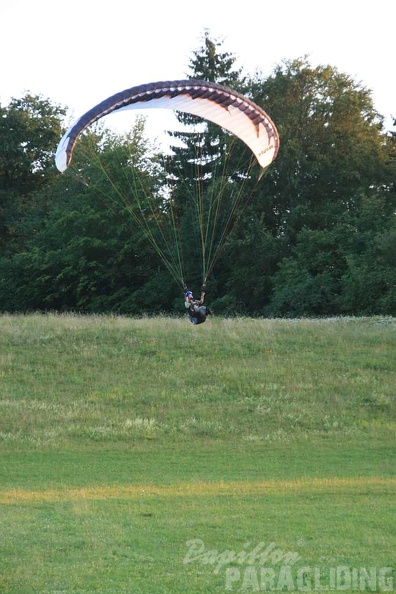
[1,476,395,504]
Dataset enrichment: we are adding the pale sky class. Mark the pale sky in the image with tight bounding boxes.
[1,0,395,140]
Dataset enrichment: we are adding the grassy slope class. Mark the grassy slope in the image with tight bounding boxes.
[0,314,395,593]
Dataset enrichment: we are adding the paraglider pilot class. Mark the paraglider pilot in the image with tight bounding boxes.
[184,287,209,325]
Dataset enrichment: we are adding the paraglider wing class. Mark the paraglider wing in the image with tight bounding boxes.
[55,80,279,172]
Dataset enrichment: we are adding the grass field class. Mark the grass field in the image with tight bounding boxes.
[0,314,395,593]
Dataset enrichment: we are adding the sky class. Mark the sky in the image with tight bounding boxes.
[1,0,395,141]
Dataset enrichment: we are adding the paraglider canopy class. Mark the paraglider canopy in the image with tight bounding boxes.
[55,79,279,174]
[55,79,280,290]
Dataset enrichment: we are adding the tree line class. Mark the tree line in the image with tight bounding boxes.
[0,32,395,317]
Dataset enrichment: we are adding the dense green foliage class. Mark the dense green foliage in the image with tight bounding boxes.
[0,32,395,315]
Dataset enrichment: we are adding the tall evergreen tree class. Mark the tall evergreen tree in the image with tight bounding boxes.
[165,31,251,289]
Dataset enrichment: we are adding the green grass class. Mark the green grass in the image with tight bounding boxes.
[0,314,395,593]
